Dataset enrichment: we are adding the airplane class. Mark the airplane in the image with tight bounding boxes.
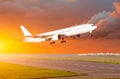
[20,24,97,44]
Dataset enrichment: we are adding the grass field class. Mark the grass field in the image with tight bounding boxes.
[0,62,87,79]
[74,55,120,64]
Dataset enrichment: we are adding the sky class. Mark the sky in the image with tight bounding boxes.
[0,0,120,53]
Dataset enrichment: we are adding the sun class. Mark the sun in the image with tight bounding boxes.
[0,42,4,51]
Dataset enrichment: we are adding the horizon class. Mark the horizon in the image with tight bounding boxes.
[0,0,120,53]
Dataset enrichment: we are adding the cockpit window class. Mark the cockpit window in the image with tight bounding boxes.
[92,24,95,26]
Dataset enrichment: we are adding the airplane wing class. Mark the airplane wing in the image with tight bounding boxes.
[34,34,53,38]
[35,34,67,41]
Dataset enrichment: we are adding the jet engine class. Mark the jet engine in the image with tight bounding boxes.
[71,34,80,39]
[51,34,66,41]
[51,35,59,41]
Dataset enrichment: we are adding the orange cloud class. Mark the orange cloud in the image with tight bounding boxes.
[88,0,120,39]
[0,0,119,53]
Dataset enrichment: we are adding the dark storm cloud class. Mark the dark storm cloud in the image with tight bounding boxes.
[89,0,120,39]
[0,0,116,33]
[0,0,114,19]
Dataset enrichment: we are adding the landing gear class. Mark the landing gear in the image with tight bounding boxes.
[50,41,56,44]
[49,38,66,44]
[77,34,80,38]
[90,34,93,37]
[90,31,93,37]
[61,40,66,43]
[60,38,66,43]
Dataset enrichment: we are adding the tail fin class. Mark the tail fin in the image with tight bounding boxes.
[20,25,32,37]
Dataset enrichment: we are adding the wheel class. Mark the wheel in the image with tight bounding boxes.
[90,34,93,37]
[50,41,56,44]
[61,40,66,43]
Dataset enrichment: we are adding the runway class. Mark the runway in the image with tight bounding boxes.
[0,54,120,78]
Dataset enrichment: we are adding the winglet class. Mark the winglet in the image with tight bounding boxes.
[20,25,32,37]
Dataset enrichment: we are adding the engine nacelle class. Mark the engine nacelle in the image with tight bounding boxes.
[51,34,66,41]
[52,35,59,41]
[71,34,80,39]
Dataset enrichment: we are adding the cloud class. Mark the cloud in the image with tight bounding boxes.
[66,0,77,3]
[88,11,111,24]
[0,0,114,33]
[88,0,120,39]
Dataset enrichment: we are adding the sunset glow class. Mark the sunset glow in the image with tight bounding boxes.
[0,0,120,53]
[0,42,4,51]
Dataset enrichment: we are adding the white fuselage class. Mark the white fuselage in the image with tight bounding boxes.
[21,24,97,43]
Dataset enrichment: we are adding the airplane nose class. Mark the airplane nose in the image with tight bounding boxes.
[92,25,97,30]
[94,26,97,29]
[92,24,97,29]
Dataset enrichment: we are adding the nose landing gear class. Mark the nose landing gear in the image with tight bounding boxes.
[90,31,93,37]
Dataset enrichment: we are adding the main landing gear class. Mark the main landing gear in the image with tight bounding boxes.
[50,40,66,44]
[49,38,66,45]
[50,41,56,44]
[60,38,66,43]
[90,34,93,37]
